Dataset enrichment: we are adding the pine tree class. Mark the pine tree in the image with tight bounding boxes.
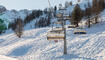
[47,15,51,26]
[85,1,92,17]
[92,0,98,14]
[0,19,7,34]
[71,4,83,27]
[54,6,57,17]
[69,1,72,6]
[104,0,105,9]
[85,1,92,28]
[98,0,105,12]
[92,0,99,23]
[15,18,23,38]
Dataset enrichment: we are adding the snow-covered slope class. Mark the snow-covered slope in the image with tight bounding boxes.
[0,10,105,60]
[65,0,92,15]
[0,8,32,28]
[0,55,18,60]
[0,0,92,29]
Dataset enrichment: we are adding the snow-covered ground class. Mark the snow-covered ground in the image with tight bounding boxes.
[0,10,105,60]
[0,55,18,60]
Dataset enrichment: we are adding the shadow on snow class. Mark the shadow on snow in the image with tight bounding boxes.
[8,45,32,56]
[57,54,95,60]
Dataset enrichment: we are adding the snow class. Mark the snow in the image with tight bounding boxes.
[0,55,18,60]
[0,10,105,60]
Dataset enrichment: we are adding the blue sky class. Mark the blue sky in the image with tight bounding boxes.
[0,0,72,10]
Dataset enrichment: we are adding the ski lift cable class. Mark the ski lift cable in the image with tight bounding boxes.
[47,0,55,31]
[48,0,51,8]
[47,0,54,17]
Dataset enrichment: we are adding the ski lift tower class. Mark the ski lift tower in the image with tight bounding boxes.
[57,7,67,54]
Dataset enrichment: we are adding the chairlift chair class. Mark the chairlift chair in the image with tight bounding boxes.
[73,27,86,34]
[47,31,64,40]
[55,21,62,24]
[52,27,64,32]
[74,30,86,34]
[68,25,76,28]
